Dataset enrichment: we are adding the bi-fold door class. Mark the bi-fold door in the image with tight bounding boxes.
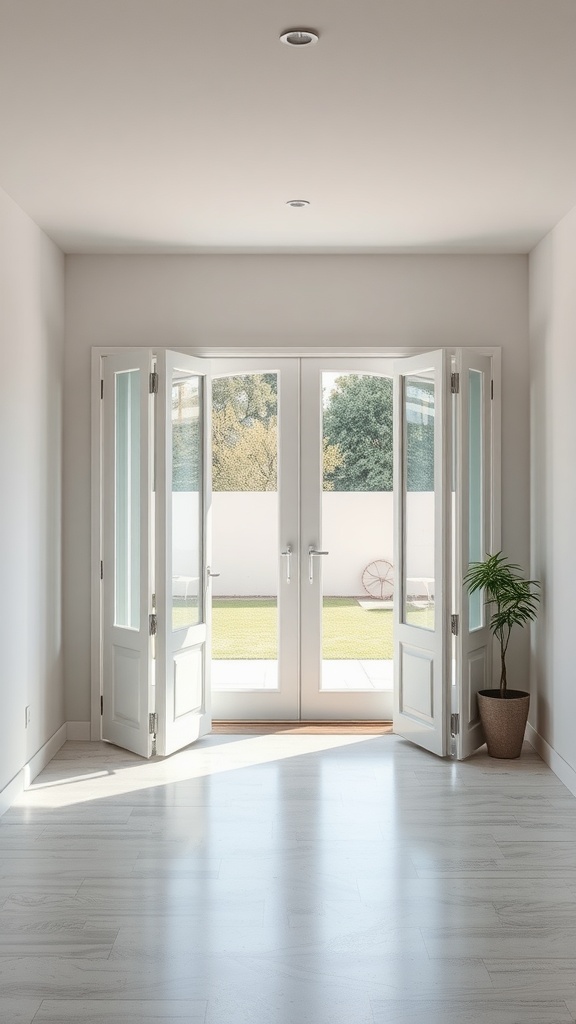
[392,349,495,757]
[101,349,212,758]
[97,348,497,759]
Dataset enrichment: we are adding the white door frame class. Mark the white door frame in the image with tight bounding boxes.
[91,347,501,745]
[299,357,395,720]
[209,358,300,720]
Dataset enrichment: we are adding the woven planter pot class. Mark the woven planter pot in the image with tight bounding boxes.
[477,689,530,759]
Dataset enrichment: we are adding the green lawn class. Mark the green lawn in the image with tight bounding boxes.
[207,597,434,660]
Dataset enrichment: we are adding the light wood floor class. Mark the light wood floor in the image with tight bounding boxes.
[1,734,576,1023]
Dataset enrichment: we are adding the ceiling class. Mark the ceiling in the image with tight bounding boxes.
[1,0,576,254]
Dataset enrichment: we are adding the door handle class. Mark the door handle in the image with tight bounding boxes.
[206,566,220,588]
[281,545,292,584]
[308,546,329,584]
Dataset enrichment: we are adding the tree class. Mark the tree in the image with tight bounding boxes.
[172,374,279,493]
[323,375,393,491]
[212,373,277,427]
[212,374,278,491]
[212,408,277,491]
[322,437,344,491]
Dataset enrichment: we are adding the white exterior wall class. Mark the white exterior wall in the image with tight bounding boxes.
[64,254,529,722]
[0,185,64,800]
[204,491,433,597]
[530,201,576,783]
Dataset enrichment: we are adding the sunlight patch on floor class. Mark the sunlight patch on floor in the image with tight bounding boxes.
[16,734,384,808]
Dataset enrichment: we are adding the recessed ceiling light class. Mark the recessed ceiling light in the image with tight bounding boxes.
[280,29,319,47]
[286,199,310,208]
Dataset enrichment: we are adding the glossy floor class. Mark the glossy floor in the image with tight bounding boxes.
[1,735,576,1023]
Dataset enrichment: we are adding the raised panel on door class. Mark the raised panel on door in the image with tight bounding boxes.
[155,351,212,756]
[455,351,494,759]
[101,351,153,757]
[393,350,450,756]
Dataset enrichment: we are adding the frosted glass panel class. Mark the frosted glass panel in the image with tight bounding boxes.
[403,374,435,630]
[171,373,202,631]
[114,369,140,630]
[468,369,483,630]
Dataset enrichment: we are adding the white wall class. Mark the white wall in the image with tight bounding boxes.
[530,203,576,777]
[0,186,64,796]
[64,254,529,722]
[206,491,434,597]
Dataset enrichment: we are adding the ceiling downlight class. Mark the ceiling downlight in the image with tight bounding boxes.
[280,29,319,47]
[286,200,310,208]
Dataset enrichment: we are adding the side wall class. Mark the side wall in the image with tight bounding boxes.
[529,204,576,784]
[0,186,65,803]
[64,254,529,724]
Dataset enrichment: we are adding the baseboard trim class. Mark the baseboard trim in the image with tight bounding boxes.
[0,722,68,818]
[525,722,576,799]
[24,724,68,788]
[66,721,91,741]
[0,769,26,818]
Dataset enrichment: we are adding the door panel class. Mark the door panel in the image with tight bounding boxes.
[155,351,212,756]
[455,352,493,759]
[209,359,299,720]
[102,352,153,757]
[300,359,395,720]
[393,351,450,756]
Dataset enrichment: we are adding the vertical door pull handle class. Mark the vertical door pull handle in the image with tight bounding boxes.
[206,566,220,588]
[281,546,292,584]
[308,547,329,584]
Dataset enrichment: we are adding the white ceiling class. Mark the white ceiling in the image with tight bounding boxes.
[2,0,576,254]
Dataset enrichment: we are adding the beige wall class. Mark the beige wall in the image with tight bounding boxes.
[0,186,64,797]
[64,254,529,722]
[530,203,576,777]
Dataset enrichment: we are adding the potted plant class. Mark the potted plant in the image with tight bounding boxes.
[464,552,541,759]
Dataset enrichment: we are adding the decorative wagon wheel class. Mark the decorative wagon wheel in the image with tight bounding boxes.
[362,559,394,601]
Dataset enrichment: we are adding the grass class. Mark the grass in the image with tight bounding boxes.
[205,597,435,660]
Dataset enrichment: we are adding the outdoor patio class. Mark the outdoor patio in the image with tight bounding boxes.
[211,657,394,691]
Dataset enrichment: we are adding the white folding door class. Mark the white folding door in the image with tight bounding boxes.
[100,350,212,757]
[392,350,495,758]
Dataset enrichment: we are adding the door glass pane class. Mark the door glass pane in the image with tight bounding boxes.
[403,374,435,630]
[468,369,483,630]
[171,373,202,631]
[114,369,140,629]
[210,374,279,692]
[320,372,394,691]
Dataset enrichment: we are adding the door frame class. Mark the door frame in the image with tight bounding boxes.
[91,347,501,743]
[299,357,396,720]
[209,357,301,720]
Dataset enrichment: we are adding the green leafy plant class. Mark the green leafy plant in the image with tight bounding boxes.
[463,553,541,698]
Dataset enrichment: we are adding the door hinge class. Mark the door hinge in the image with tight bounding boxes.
[149,712,158,735]
[491,378,494,400]
[451,613,459,635]
[100,379,104,399]
[451,712,460,736]
[100,695,103,716]
[149,613,158,636]
[450,372,460,394]
[149,372,159,394]
[100,560,103,580]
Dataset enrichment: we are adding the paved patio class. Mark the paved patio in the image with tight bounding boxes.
[211,658,393,691]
